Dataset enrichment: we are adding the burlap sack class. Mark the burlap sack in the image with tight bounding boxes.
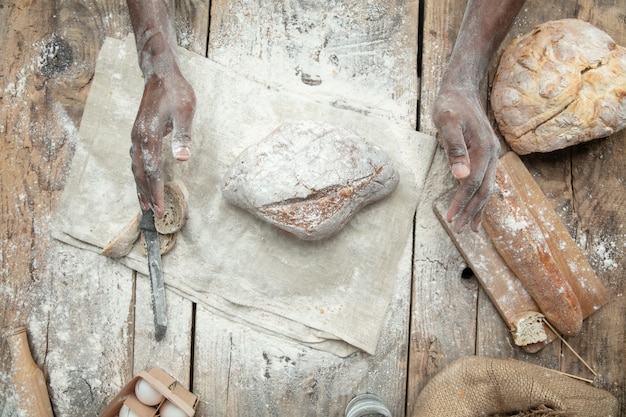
[411,356,619,417]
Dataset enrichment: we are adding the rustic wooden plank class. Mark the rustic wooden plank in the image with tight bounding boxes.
[175,0,211,55]
[27,247,135,415]
[560,0,626,403]
[0,0,115,414]
[407,149,479,414]
[193,243,412,417]
[191,0,420,415]
[408,1,478,411]
[208,0,420,126]
[0,0,195,415]
[417,0,466,136]
[0,1,139,415]
[132,274,194,387]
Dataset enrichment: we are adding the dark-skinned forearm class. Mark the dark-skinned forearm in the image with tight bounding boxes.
[442,0,525,90]
[126,0,180,78]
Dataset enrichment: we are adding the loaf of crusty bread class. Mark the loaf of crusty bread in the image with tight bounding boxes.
[482,160,583,337]
[491,19,626,154]
[221,120,399,240]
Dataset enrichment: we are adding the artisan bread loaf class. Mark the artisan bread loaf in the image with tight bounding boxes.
[482,160,583,337]
[491,19,626,154]
[221,120,399,240]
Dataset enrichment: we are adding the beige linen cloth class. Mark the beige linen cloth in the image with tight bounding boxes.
[55,36,436,356]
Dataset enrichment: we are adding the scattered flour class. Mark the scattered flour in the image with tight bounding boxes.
[592,238,620,270]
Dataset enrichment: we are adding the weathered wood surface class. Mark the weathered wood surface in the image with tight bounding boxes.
[1,1,133,416]
[414,0,626,413]
[2,0,419,416]
[1,0,625,415]
[198,1,419,416]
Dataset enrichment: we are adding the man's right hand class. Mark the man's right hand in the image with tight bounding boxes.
[130,33,196,218]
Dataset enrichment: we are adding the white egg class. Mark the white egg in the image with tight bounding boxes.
[118,404,140,417]
[159,400,188,417]
[134,378,164,406]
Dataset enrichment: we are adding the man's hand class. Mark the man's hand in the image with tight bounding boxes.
[130,63,195,218]
[433,86,500,232]
[433,0,525,232]
[127,0,196,218]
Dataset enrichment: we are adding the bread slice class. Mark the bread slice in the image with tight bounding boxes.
[101,212,142,258]
[155,182,188,235]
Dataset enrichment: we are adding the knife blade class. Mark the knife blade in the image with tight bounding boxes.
[140,208,168,341]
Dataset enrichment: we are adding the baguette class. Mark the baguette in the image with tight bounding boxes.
[482,163,583,337]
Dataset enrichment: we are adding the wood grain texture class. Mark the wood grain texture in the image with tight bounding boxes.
[0,0,118,413]
[407,149,478,412]
[2,0,625,414]
[193,248,412,416]
[408,0,476,410]
[175,0,211,55]
[417,0,625,413]
[0,1,138,415]
[208,0,420,126]
[132,274,194,387]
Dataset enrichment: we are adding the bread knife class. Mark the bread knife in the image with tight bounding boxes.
[140,208,168,341]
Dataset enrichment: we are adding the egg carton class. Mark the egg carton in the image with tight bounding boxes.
[98,368,198,417]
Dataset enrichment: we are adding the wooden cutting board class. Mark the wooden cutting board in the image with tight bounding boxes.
[434,152,610,352]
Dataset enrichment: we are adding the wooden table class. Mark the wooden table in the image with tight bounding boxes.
[1,0,624,415]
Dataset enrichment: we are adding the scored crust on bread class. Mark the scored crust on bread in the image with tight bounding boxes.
[221,120,399,240]
[482,160,583,337]
[499,153,610,317]
[491,19,626,154]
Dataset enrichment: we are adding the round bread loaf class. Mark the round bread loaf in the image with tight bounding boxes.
[221,120,399,240]
[491,19,626,154]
